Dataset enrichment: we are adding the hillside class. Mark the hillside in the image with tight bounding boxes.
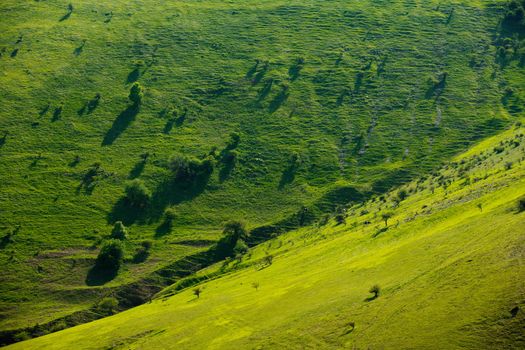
[7,119,525,349]
[1,0,524,345]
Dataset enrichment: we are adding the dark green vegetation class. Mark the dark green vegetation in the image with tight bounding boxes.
[0,0,524,346]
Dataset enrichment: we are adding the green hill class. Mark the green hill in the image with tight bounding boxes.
[0,0,524,346]
[7,117,525,349]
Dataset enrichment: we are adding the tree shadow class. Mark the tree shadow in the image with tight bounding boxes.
[278,164,297,190]
[102,104,139,146]
[364,294,378,302]
[107,198,145,226]
[155,219,172,237]
[59,9,72,22]
[51,106,63,122]
[127,67,141,84]
[39,103,50,117]
[288,58,304,81]
[73,40,86,56]
[128,159,146,179]
[269,86,289,113]
[246,59,259,79]
[0,133,7,148]
[219,159,235,182]
[86,265,118,286]
[252,61,269,85]
[257,79,273,102]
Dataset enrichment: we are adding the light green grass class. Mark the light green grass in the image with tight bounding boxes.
[0,0,523,335]
[9,126,525,349]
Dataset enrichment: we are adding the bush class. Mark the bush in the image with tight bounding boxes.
[111,221,128,240]
[193,287,202,298]
[335,213,346,225]
[518,196,525,213]
[95,239,124,270]
[97,297,119,315]
[128,82,144,106]
[124,179,150,207]
[168,154,214,183]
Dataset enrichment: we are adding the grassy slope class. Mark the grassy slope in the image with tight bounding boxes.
[0,0,522,332]
[9,125,525,349]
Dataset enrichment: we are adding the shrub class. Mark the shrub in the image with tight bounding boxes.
[95,239,124,270]
[397,189,408,201]
[168,154,214,183]
[193,287,202,298]
[97,297,119,315]
[128,82,144,106]
[124,179,150,207]
[111,221,128,240]
[335,213,346,225]
[518,196,525,213]
[251,282,260,291]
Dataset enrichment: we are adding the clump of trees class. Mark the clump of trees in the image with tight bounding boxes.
[124,179,150,208]
[169,154,214,183]
[504,0,525,24]
[95,239,124,271]
[213,221,248,260]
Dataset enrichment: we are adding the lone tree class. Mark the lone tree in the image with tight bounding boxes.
[95,239,124,271]
[128,82,144,106]
[369,284,381,299]
[124,179,150,208]
[193,287,202,299]
[381,211,393,227]
[111,221,128,240]
[251,282,260,291]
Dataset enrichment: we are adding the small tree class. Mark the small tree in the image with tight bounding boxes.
[193,287,202,299]
[381,211,393,227]
[369,284,381,299]
[251,282,260,291]
[124,179,150,207]
[477,203,483,212]
[95,239,124,270]
[128,82,144,106]
[111,221,128,240]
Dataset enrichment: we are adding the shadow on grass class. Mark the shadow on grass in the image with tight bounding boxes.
[102,104,139,146]
[109,173,212,226]
[269,86,289,113]
[128,159,146,179]
[85,265,118,286]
